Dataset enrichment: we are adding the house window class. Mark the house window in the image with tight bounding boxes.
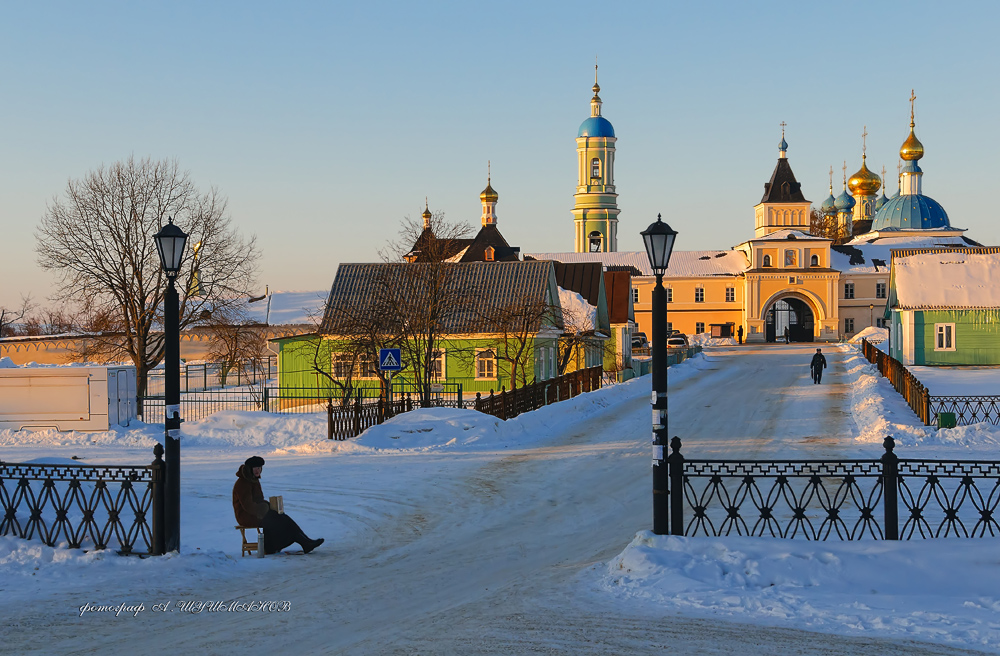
[935,323,956,351]
[430,350,446,379]
[876,318,887,328]
[632,288,639,304]
[725,287,735,302]
[332,352,376,379]
[476,349,497,379]
[784,249,796,267]
[876,282,887,299]
[695,322,705,334]
[666,287,673,303]
[484,246,495,261]
[591,158,601,179]
[845,318,855,333]
[762,254,772,267]
[694,287,704,303]
[844,282,855,299]
[810,254,819,267]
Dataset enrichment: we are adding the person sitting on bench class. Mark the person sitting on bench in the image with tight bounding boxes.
[233,456,324,554]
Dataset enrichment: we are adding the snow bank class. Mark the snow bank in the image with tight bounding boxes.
[601,531,1000,653]
[848,326,888,344]
[0,356,16,368]
[558,287,597,332]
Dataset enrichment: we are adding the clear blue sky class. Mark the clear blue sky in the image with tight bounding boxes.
[2,1,997,308]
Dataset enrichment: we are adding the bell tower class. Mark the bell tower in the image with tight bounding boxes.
[572,64,620,252]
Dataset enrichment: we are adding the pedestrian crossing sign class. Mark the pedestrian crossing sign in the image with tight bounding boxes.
[379,348,402,371]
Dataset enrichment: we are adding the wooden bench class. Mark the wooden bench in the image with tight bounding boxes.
[236,526,263,557]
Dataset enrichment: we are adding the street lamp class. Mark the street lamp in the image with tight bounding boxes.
[154,217,188,552]
[870,303,875,328]
[641,213,677,536]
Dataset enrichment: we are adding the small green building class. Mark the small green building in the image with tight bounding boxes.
[887,248,1000,365]
[271,260,566,399]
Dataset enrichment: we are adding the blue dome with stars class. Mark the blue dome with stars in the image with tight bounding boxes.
[578,116,615,138]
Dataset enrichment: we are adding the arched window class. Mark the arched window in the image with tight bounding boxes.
[591,158,601,179]
[588,231,603,252]
[485,246,495,261]
[810,254,819,267]
[762,254,772,267]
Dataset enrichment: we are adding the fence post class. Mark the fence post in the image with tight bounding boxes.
[474,392,482,412]
[500,387,507,420]
[668,436,684,536]
[352,396,361,438]
[377,397,384,424]
[923,387,931,426]
[881,436,899,540]
[458,384,463,410]
[151,443,165,556]
[327,399,334,440]
[263,387,269,413]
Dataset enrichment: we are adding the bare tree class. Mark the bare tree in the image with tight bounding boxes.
[378,213,476,407]
[0,296,33,337]
[203,310,265,387]
[36,156,259,399]
[555,299,603,376]
[489,298,561,388]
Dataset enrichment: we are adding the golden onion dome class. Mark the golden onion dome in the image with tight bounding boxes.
[848,156,882,196]
[480,181,498,203]
[422,205,432,221]
[900,126,924,161]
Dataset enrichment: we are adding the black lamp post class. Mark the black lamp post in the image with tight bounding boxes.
[870,303,875,327]
[154,217,187,552]
[641,213,677,535]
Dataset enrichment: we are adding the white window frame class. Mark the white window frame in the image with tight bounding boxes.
[591,158,601,179]
[844,282,855,299]
[666,287,673,303]
[725,287,735,303]
[694,287,705,303]
[632,287,640,304]
[475,348,497,379]
[430,349,446,379]
[934,323,956,351]
[876,282,887,299]
[695,322,705,334]
[331,352,377,380]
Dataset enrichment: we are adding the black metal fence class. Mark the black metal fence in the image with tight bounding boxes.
[146,356,277,395]
[665,436,1000,540]
[860,339,1000,426]
[0,445,165,555]
[141,387,268,423]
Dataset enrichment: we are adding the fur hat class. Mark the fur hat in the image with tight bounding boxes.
[244,456,265,471]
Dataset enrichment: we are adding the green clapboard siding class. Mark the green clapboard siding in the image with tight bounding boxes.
[914,309,1000,365]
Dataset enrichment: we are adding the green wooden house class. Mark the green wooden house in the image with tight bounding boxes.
[887,247,1000,365]
[271,260,566,398]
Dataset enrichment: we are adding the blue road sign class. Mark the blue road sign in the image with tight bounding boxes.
[379,348,402,371]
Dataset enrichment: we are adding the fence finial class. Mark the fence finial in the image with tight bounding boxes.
[153,443,164,460]
[670,436,682,454]
[883,435,896,454]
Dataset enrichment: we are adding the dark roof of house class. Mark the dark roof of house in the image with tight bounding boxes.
[550,261,604,307]
[405,228,474,262]
[320,261,560,335]
[603,270,632,324]
[459,224,521,262]
[760,158,808,204]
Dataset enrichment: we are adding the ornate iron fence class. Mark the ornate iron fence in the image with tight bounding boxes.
[0,445,165,555]
[860,339,1000,427]
[665,436,1000,540]
[928,396,1000,427]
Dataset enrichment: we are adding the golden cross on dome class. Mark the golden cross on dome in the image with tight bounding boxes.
[595,55,598,83]
[487,160,491,184]
[862,126,868,156]
[910,89,916,125]
[842,161,847,186]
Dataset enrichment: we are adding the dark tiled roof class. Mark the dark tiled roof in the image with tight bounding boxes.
[603,270,632,324]
[406,228,474,262]
[320,261,558,335]
[551,261,604,307]
[459,224,521,262]
[760,159,808,203]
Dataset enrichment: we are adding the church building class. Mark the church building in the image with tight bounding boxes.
[528,85,980,343]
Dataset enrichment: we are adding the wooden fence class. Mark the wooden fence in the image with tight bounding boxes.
[472,366,602,421]
[860,338,931,424]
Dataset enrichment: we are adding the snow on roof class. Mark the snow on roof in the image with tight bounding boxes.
[893,252,1000,309]
[831,235,972,275]
[557,286,597,332]
[241,290,327,325]
[753,229,825,242]
[525,250,747,278]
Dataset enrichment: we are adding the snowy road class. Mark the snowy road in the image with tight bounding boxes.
[2,345,987,655]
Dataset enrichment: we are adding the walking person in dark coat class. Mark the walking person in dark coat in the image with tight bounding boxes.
[810,348,827,384]
[233,456,324,554]
[737,325,744,345]
[784,327,790,344]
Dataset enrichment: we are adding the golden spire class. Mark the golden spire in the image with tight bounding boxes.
[900,89,924,161]
[829,166,834,194]
[480,161,498,203]
[422,197,431,229]
[849,126,881,196]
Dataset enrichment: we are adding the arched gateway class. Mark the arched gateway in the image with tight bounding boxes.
[764,295,817,343]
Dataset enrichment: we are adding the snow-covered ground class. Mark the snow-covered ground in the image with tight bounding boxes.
[3,344,1000,654]
[910,366,1000,396]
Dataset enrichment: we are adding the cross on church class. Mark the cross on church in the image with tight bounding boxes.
[910,89,916,121]
[862,126,868,155]
[780,121,786,138]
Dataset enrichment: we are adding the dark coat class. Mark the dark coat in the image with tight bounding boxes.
[233,465,270,527]
[810,353,827,371]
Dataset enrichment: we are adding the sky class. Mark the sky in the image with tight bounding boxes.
[2,1,998,309]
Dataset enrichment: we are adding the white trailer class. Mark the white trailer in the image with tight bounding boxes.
[0,366,137,431]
